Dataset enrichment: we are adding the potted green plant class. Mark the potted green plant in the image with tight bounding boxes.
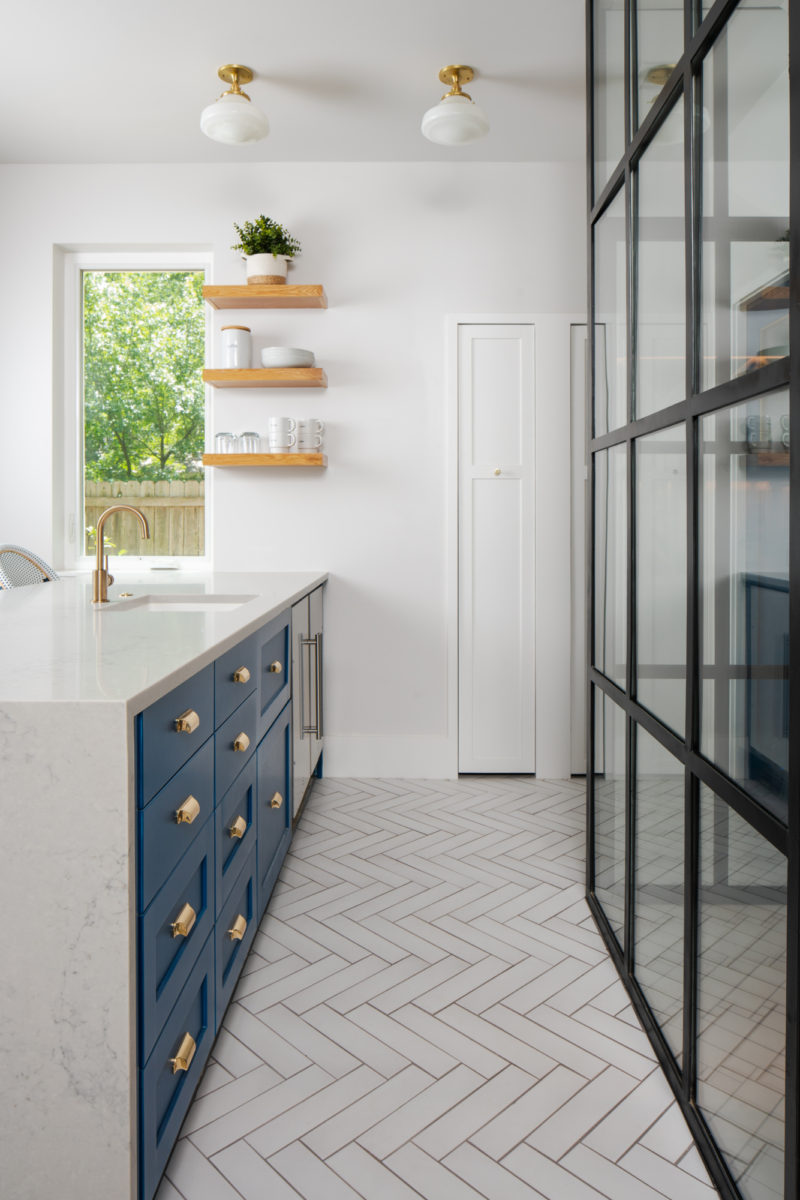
[231,215,302,285]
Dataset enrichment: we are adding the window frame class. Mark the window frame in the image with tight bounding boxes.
[60,249,213,571]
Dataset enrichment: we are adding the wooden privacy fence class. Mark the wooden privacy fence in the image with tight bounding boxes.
[85,480,205,557]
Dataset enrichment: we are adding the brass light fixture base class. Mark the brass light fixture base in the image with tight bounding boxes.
[217,64,254,97]
[438,65,475,99]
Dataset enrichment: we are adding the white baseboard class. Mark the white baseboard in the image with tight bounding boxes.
[323,735,458,779]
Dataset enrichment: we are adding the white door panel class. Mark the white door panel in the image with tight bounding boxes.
[458,323,535,773]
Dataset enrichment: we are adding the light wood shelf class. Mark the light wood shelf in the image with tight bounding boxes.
[203,453,327,468]
[202,368,327,389]
[203,285,327,309]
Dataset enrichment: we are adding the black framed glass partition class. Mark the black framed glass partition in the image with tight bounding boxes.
[586,2,795,1198]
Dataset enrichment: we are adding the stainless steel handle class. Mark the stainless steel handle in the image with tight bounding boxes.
[301,636,320,737]
[315,631,323,738]
[298,633,306,742]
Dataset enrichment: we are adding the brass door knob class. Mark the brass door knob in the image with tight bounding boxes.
[169,1032,196,1074]
[175,795,200,825]
[233,731,250,752]
[170,902,197,939]
[228,815,247,840]
[270,792,283,810]
[268,661,282,674]
[174,709,200,734]
[228,914,247,941]
[233,666,251,684]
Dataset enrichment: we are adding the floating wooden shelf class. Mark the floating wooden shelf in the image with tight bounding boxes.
[203,453,327,468]
[203,285,327,309]
[752,451,790,467]
[202,368,327,389]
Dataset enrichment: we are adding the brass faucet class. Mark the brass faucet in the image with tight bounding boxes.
[92,505,150,603]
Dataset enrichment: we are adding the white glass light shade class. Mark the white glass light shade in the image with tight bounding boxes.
[421,93,489,145]
[200,92,270,144]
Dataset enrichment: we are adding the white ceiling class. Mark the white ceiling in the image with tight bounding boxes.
[1,0,585,164]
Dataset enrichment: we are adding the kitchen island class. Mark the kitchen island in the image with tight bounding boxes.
[0,570,326,1200]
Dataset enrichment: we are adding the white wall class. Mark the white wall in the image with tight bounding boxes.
[0,161,585,777]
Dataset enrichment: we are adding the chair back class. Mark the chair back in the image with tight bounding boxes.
[0,545,60,589]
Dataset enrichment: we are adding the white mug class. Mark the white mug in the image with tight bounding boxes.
[295,433,323,450]
[267,416,296,433]
[296,418,324,436]
[269,432,296,451]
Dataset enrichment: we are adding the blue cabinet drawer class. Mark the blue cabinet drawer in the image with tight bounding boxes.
[215,690,258,797]
[138,739,214,912]
[139,933,214,1200]
[216,847,258,1025]
[257,610,292,741]
[215,631,258,727]
[216,756,257,915]
[139,815,214,1064]
[257,702,292,915]
[138,664,214,806]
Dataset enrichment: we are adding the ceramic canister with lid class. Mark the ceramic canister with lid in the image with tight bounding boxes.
[221,325,252,368]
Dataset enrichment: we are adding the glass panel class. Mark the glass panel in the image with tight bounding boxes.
[699,390,789,818]
[635,97,686,417]
[636,424,686,734]
[594,692,627,943]
[700,2,789,388]
[594,444,627,686]
[594,0,626,195]
[82,271,206,558]
[594,189,628,435]
[635,0,683,130]
[634,725,684,1062]
[697,787,786,1200]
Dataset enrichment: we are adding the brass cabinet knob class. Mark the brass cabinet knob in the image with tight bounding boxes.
[169,1032,196,1074]
[228,815,247,840]
[268,661,282,674]
[270,792,283,810]
[233,666,251,684]
[175,795,200,825]
[170,902,197,939]
[175,709,200,734]
[228,914,247,941]
[233,731,250,752]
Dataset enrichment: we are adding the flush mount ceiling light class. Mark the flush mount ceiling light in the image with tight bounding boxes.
[421,65,490,146]
[200,64,270,145]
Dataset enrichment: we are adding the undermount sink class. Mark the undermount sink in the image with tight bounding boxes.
[101,594,257,614]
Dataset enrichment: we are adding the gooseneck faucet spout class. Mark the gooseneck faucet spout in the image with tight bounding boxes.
[92,505,150,603]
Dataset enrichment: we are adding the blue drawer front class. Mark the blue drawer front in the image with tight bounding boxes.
[139,665,214,806]
[216,756,257,915]
[139,933,214,1200]
[138,739,214,912]
[257,611,292,740]
[215,690,258,797]
[139,815,214,1064]
[257,702,292,909]
[216,847,258,1024]
[215,631,258,727]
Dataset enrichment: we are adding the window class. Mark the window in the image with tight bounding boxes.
[62,252,210,567]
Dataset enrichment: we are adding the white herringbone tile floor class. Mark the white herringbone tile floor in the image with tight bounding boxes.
[158,776,719,1200]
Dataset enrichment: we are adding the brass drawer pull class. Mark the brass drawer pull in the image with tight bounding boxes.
[169,1032,196,1074]
[233,666,251,684]
[268,660,282,674]
[174,709,200,734]
[229,815,247,840]
[270,791,283,810]
[228,914,248,941]
[171,902,197,939]
[233,731,250,752]
[175,795,200,825]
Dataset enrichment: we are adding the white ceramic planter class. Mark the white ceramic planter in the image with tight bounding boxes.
[244,253,289,284]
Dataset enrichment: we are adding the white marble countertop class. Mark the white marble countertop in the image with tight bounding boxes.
[0,570,327,711]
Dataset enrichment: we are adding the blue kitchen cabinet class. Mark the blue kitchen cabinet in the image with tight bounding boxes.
[135,606,300,1200]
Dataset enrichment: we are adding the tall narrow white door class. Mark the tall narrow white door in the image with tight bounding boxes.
[458,323,535,773]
